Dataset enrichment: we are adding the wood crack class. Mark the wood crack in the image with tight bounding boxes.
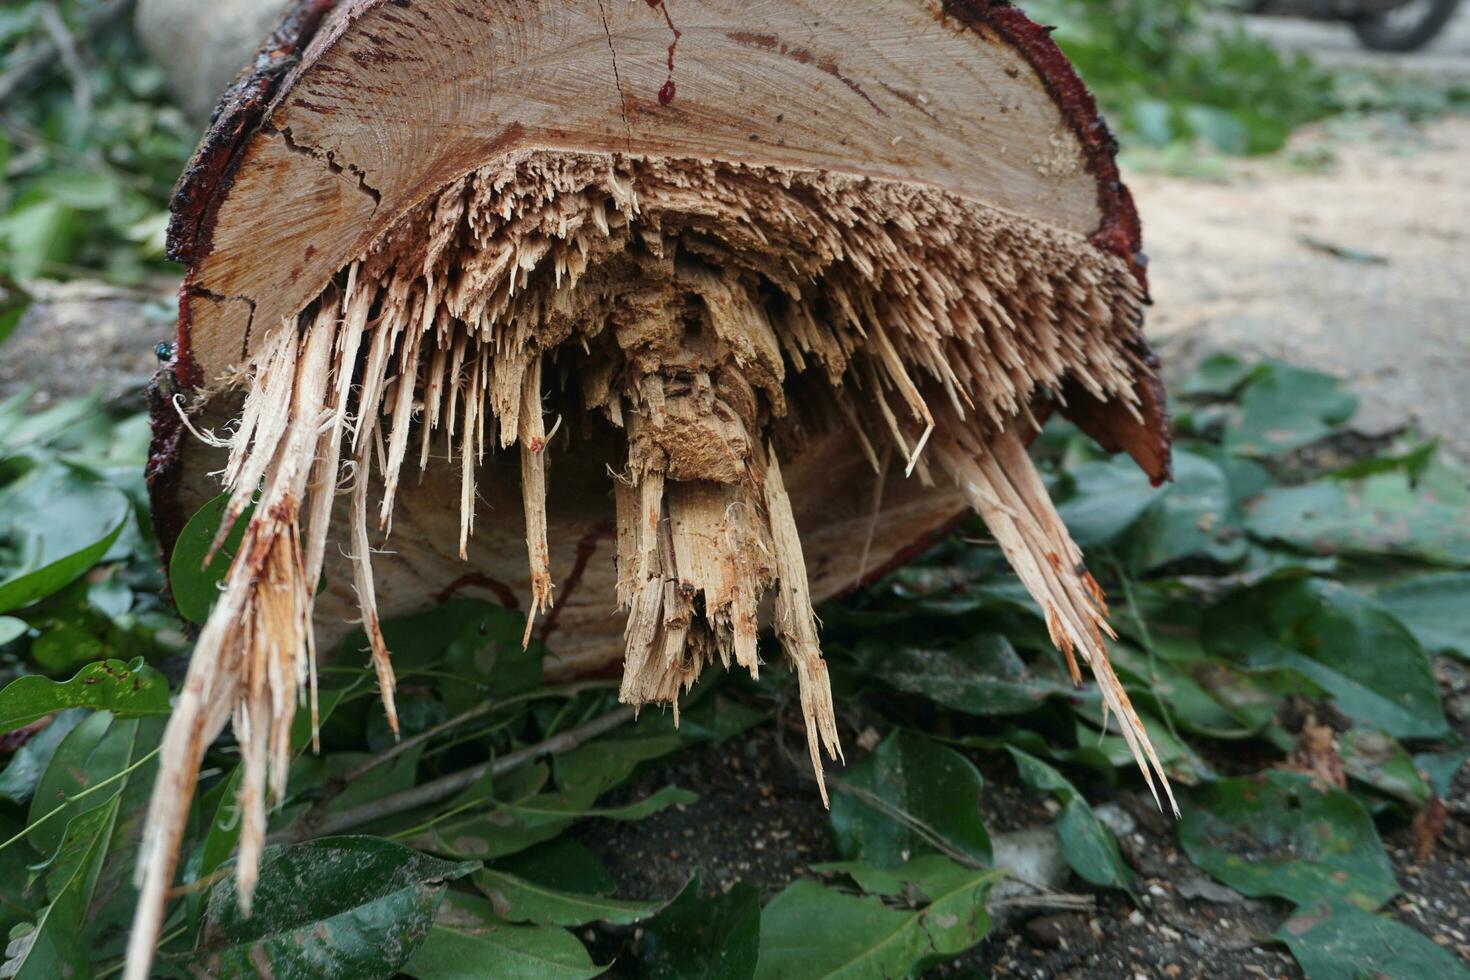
[185,284,258,367]
[595,0,635,152]
[269,123,382,206]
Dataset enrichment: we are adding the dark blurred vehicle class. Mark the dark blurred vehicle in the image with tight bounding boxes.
[1246,0,1461,50]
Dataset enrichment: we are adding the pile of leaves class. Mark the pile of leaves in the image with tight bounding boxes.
[1,355,1468,978]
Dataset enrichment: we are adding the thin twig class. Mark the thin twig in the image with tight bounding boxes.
[97,922,187,979]
[990,893,1095,911]
[291,679,618,834]
[1110,553,1183,744]
[269,704,635,844]
[344,680,615,784]
[346,701,494,782]
[0,746,160,855]
[37,2,91,115]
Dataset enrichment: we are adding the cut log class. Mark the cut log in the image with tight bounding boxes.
[132,2,1174,976]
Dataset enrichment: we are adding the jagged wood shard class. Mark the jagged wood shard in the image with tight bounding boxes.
[133,3,1175,979]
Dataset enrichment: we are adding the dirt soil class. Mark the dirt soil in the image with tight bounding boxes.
[0,279,174,410]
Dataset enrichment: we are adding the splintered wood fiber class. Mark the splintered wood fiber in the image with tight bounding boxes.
[135,153,1172,948]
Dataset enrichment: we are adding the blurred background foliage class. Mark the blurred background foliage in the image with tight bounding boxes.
[1030,0,1469,156]
[0,0,193,287]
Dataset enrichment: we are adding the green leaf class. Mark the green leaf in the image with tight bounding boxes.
[0,394,105,454]
[1,199,81,281]
[1179,771,1397,911]
[0,709,85,804]
[0,659,170,733]
[1374,572,1470,658]
[194,837,477,980]
[1123,450,1246,569]
[830,732,991,869]
[403,891,600,979]
[1223,363,1356,457]
[1075,711,1212,786]
[1007,749,1132,891]
[554,735,685,800]
[0,461,129,612]
[167,492,252,624]
[1331,439,1438,482]
[27,711,158,857]
[1108,644,1284,741]
[1125,99,1174,147]
[1178,353,1259,397]
[1057,455,1163,547]
[186,685,352,908]
[756,859,1003,979]
[414,785,697,860]
[1,798,119,980]
[491,840,616,896]
[472,866,670,926]
[1338,729,1431,808]
[0,277,29,349]
[1277,902,1470,980]
[29,620,104,673]
[0,813,44,944]
[1204,578,1448,739]
[863,634,1073,716]
[340,600,540,712]
[1006,747,1083,804]
[1057,451,1245,569]
[641,878,759,980]
[33,170,121,211]
[664,692,768,745]
[1246,473,1470,567]
[1058,799,1132,891]
[1414,749,1469,798]
[1187,662,1324,742]
[1183,104,1250,154]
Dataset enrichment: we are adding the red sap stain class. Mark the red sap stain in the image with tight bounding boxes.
[538,521,615,642]
[435,572,520,609]
[723,31,886,117]
[647,0,681,105]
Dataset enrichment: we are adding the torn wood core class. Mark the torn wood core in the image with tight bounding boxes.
[133,150,1171,975]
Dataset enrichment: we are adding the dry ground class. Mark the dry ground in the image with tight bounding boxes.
[1135,114,1470,460]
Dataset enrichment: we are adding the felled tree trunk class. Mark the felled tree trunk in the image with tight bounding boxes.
[131,2,1175,976]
